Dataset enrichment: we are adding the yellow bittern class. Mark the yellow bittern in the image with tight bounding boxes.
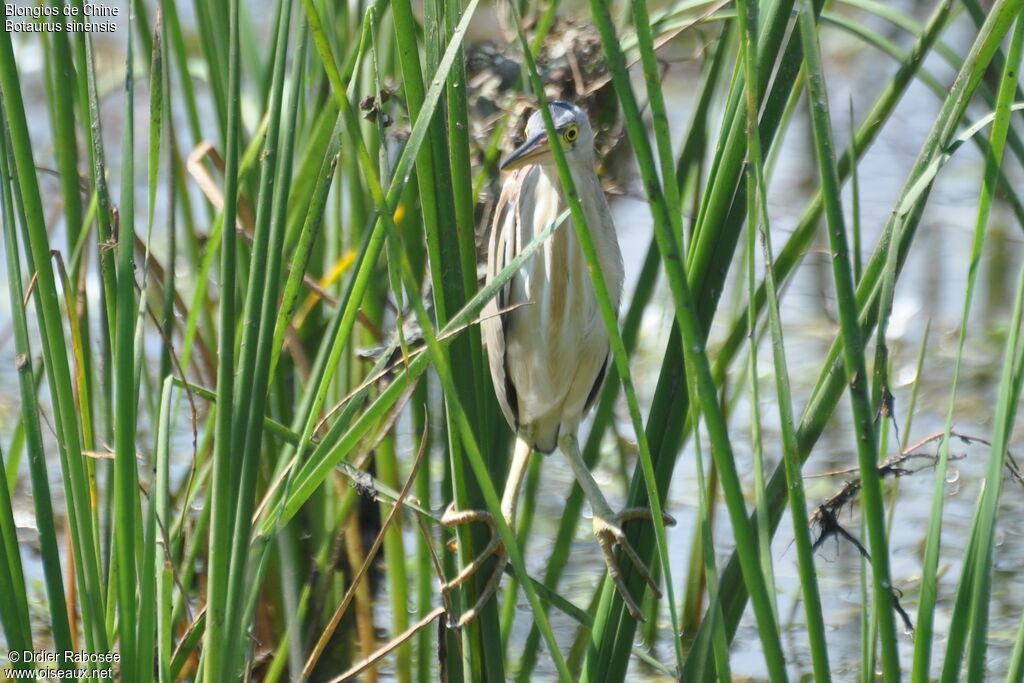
[442,101,671,626]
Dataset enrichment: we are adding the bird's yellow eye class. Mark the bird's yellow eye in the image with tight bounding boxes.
[563,124,579,143]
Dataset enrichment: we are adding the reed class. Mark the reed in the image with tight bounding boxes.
[2,0,1024,680]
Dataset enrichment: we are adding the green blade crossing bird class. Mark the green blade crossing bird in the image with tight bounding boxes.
[442,101,673,625]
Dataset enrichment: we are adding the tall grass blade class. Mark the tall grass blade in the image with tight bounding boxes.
[737,0,831,678]
[203,0,244,673]
[796,1,898,677]
[0,3,109,656]
[913,14,1024,681]
[113,13,142,680]
[584,0,798,677]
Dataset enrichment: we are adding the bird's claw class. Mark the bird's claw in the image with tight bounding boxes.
[593,508,676,622]
[439,502,508,628]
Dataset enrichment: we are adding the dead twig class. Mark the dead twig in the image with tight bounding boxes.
[807,429,1024,635]
[328,606,447,683]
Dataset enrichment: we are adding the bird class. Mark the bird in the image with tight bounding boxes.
[441,100,671,626]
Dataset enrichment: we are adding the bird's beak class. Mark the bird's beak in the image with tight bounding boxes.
[500,132,551,171]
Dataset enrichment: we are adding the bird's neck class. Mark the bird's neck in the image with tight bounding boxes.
[538,156,601,202]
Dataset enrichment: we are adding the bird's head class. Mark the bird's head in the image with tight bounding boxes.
[500,101,594,171]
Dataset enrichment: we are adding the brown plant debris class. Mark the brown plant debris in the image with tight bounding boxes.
[807,429,1024,634]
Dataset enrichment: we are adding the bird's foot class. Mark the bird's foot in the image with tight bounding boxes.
[592,508,676,622]
[439,502,509,628]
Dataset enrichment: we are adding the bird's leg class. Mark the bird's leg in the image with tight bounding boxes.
[558,432,674,622]
[440,432,533,627]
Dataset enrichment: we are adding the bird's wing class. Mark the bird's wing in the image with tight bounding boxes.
[483,168,529,431]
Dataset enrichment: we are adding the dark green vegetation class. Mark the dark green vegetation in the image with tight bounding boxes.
[1,0,1024,680]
